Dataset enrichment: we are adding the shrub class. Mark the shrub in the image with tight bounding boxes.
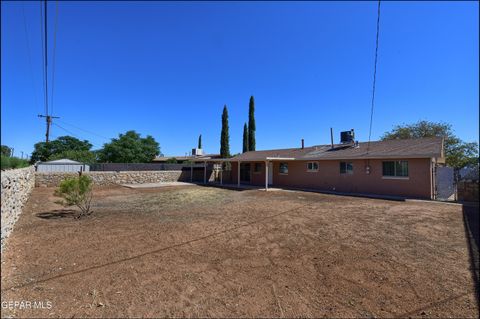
[1,155,30,170]
[54,175,94,219]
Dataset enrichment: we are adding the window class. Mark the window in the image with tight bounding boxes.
[340,162,353,174]
[254,163,262,173]
[382,161,408,177]
[279,163,288,174]
[307,162,319,172]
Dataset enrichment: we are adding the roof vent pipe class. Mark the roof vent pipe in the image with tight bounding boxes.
[301,139,304,149]
[330,128,334,149]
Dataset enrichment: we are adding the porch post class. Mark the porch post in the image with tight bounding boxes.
[237,161,241,188]
[190,162,193,183]
[203,161,207,184]
[265,161,268,191]
[220,165,223,185]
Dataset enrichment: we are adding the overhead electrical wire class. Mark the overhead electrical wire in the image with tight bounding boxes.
[39,1,47,116]
[52,123,103,149]
[43,0,49,117]
[56,119,111,140]
[50,0,59,116]
[52,122,79,138]
[21,3,41,114]
[367,0,381,153]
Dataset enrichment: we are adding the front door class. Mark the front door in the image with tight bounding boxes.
[268,162,273,185]
[240,163,251,182]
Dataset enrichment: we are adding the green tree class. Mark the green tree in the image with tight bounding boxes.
[248,95,256,151]
[1,145,12,157]
[31,136,92,163]
[98,130,160,163]
[242,123,249,153]
[54,175,94,219]
[198,134,202,149]
[48,150,97,164]
[382,120,479,169]
[165,157,178,164]
[220,105,231,158]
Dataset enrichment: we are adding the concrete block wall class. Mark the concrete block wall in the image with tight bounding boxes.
[1,166,36,250]
[458,180,479,202]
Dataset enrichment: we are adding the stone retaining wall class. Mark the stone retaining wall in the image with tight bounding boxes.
[1,166,36,250]
[35,169,213,187]
[457,180,479,202]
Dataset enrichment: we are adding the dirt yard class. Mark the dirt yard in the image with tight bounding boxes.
[1,185,478,318]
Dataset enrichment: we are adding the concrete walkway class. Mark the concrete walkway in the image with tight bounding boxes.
[122,182,196,189]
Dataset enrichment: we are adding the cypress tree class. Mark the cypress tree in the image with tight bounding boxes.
[198,134,202,149]
[242,123,249,153]
[220,105,230,158]
[248,96,256,151]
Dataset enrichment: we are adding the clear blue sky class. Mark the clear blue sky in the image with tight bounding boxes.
[1,1,478,157]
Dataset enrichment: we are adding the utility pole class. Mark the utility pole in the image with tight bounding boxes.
[38,115,59,143]
[37,1,60,144]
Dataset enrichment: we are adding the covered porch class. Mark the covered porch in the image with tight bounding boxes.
[192,157,294,191]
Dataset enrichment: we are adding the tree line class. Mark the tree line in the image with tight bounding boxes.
[26,131,160,164]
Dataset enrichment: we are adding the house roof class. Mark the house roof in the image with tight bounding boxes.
[230,137,444,162]
[153,154,221,162]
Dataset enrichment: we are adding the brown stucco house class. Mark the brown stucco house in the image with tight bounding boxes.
[201,137,445,199]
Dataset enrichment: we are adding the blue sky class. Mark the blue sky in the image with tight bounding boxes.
[1,1,478,157]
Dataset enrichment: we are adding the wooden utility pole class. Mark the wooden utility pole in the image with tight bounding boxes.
[38,115,59,143]
[37,1,60,144]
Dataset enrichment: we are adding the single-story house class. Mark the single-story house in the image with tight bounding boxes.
[196,137,445,199]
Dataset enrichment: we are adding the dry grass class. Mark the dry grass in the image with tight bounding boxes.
[1,185,478,318]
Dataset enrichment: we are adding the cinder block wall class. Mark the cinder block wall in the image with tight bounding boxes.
[457,180,479,202]
[1,166,35,250]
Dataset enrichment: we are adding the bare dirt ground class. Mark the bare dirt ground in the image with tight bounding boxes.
[1,185,478,318]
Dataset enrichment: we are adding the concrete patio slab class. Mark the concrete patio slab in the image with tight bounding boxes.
[121,182,196,189]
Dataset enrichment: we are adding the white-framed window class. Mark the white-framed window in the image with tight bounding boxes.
[340,162,353,174]
[307,162,319,172]
[254,163,262,173]
[382,161,408,177]
[279,162,288,174]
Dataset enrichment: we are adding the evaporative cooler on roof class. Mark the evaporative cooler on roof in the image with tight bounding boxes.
[340,129,355,144]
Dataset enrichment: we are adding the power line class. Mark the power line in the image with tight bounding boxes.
[56,119,110,140]
[50,0,59,116]
[52,122,81,139]
[44,0,48,116]
[367,0,381,153]
[39,1,47,116]
[39,0,56,143]
[52,123,102,149]
[21,3,41,114]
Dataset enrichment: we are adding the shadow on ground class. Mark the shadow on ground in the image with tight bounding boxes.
[462,203,479,315]
[36,210,77,219]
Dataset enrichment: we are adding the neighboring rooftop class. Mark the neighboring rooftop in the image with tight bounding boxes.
[230,137,444,161]
[38,159,84,164]
[153,154,221,162]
